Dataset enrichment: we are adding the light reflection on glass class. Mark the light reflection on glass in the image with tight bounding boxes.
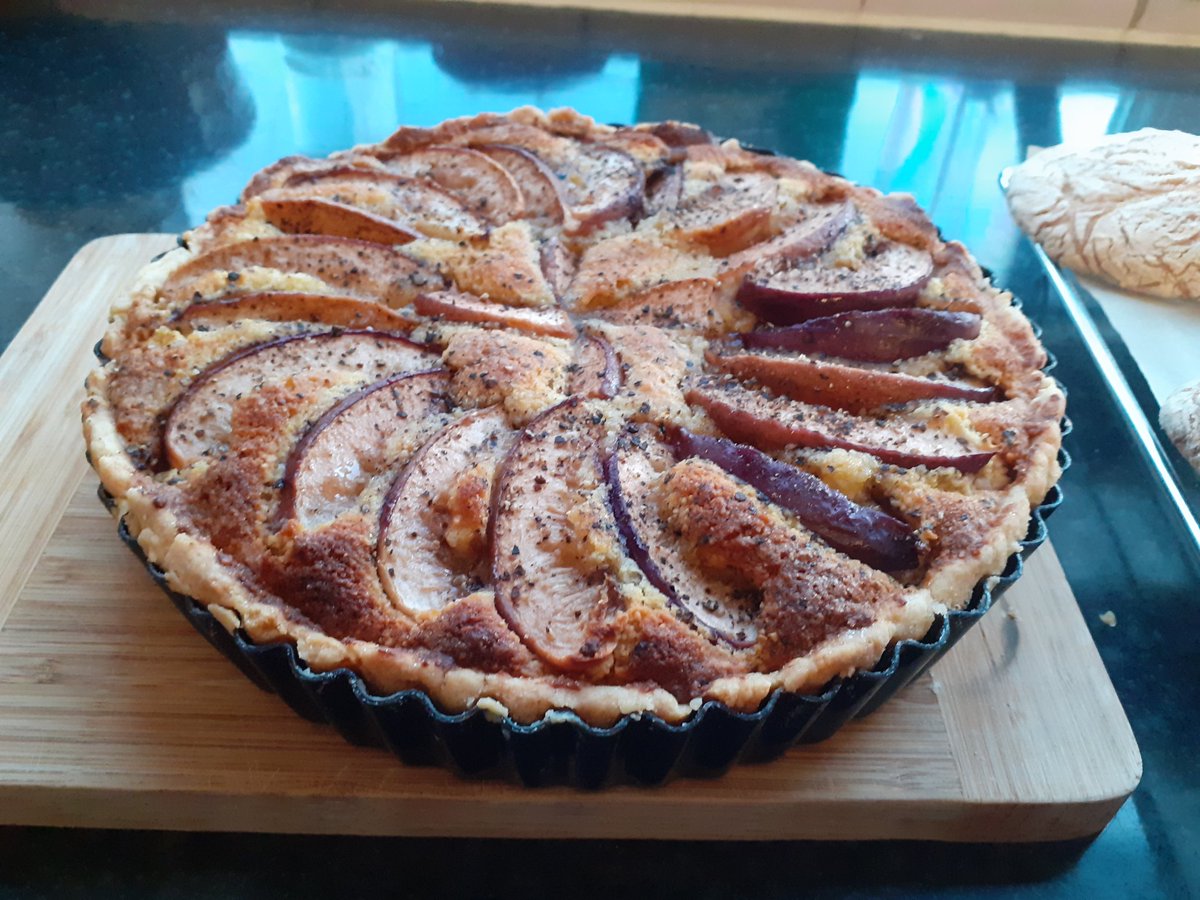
[1059,87,1120,145]
[392,46,639,128]
[840,74,1020,266]
[182,34,638,224]
[182,33,1127,279]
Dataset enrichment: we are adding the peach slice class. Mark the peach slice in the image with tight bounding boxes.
[490,399,622,671]
[265,165,488,240]
[476,139,643,234]
[644,163,684,216]
[605,431,758,646]
[414,290,576,339]
[474,143,567,223]
[735,309,982,362]
[280,370,451,526]
[558,143,645,234]
[718,201,856,285]
[465,133,643,234]
[664,426,918,571]
[594,128,672,166]
[644,121,715,148]
[687,377,995,473]
[377,407,515,617]
[538,236,576,300]
[259,196,422,245]
[738,241,934,324]
[568,334,620,400]
[162,331,435,470]
[706,349,1000,413]
[157,234,444,307]
[238,153,380,200]
[371,145,525,224]
[174,292,417,332]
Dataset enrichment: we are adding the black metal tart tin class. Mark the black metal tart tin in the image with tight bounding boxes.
[100,420,1067,787]
[95,161,1066,785]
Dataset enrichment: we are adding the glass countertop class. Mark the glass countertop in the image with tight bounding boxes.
[1,4,1197,897]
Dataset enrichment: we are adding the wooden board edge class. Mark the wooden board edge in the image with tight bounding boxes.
[0,235,173,630]
[0,786,1132,842]
[0,233,1140,843]
[936,544,1142,808]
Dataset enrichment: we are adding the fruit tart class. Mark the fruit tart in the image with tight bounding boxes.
[83,107,1064,744]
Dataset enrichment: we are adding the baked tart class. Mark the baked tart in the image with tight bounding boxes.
[83,108,1064,771]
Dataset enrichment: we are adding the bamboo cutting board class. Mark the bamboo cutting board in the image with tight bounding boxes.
[0,235,1140,842]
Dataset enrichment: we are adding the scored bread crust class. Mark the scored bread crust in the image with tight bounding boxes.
[1161,378,1200,473]
[83,107,1063,727]
[1006,128,1200,300]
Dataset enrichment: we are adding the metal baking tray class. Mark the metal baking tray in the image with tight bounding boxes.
[1034,250,1200,548]
[999,165,1199,548]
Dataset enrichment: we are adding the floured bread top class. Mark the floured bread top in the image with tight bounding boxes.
[82,107,1064,727]
[1007,128,1200,300]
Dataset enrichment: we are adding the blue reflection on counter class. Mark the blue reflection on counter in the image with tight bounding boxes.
[182,34,639,223]
[839,76,1020,264]
[180,34,1123,282]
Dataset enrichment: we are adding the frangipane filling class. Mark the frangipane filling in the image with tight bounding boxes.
[83,108,1063,726]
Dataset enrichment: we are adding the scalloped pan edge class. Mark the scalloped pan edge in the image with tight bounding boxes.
[99,416,1068,788]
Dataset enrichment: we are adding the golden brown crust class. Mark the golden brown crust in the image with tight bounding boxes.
[610,606,749,701]
[82,106,1064,727]
[442,329,569,426]
[661,459,906,669]
[408,592,541,675]
[262,516,408,646]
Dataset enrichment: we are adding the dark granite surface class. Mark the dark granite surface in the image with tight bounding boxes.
[1,3,1198,897]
